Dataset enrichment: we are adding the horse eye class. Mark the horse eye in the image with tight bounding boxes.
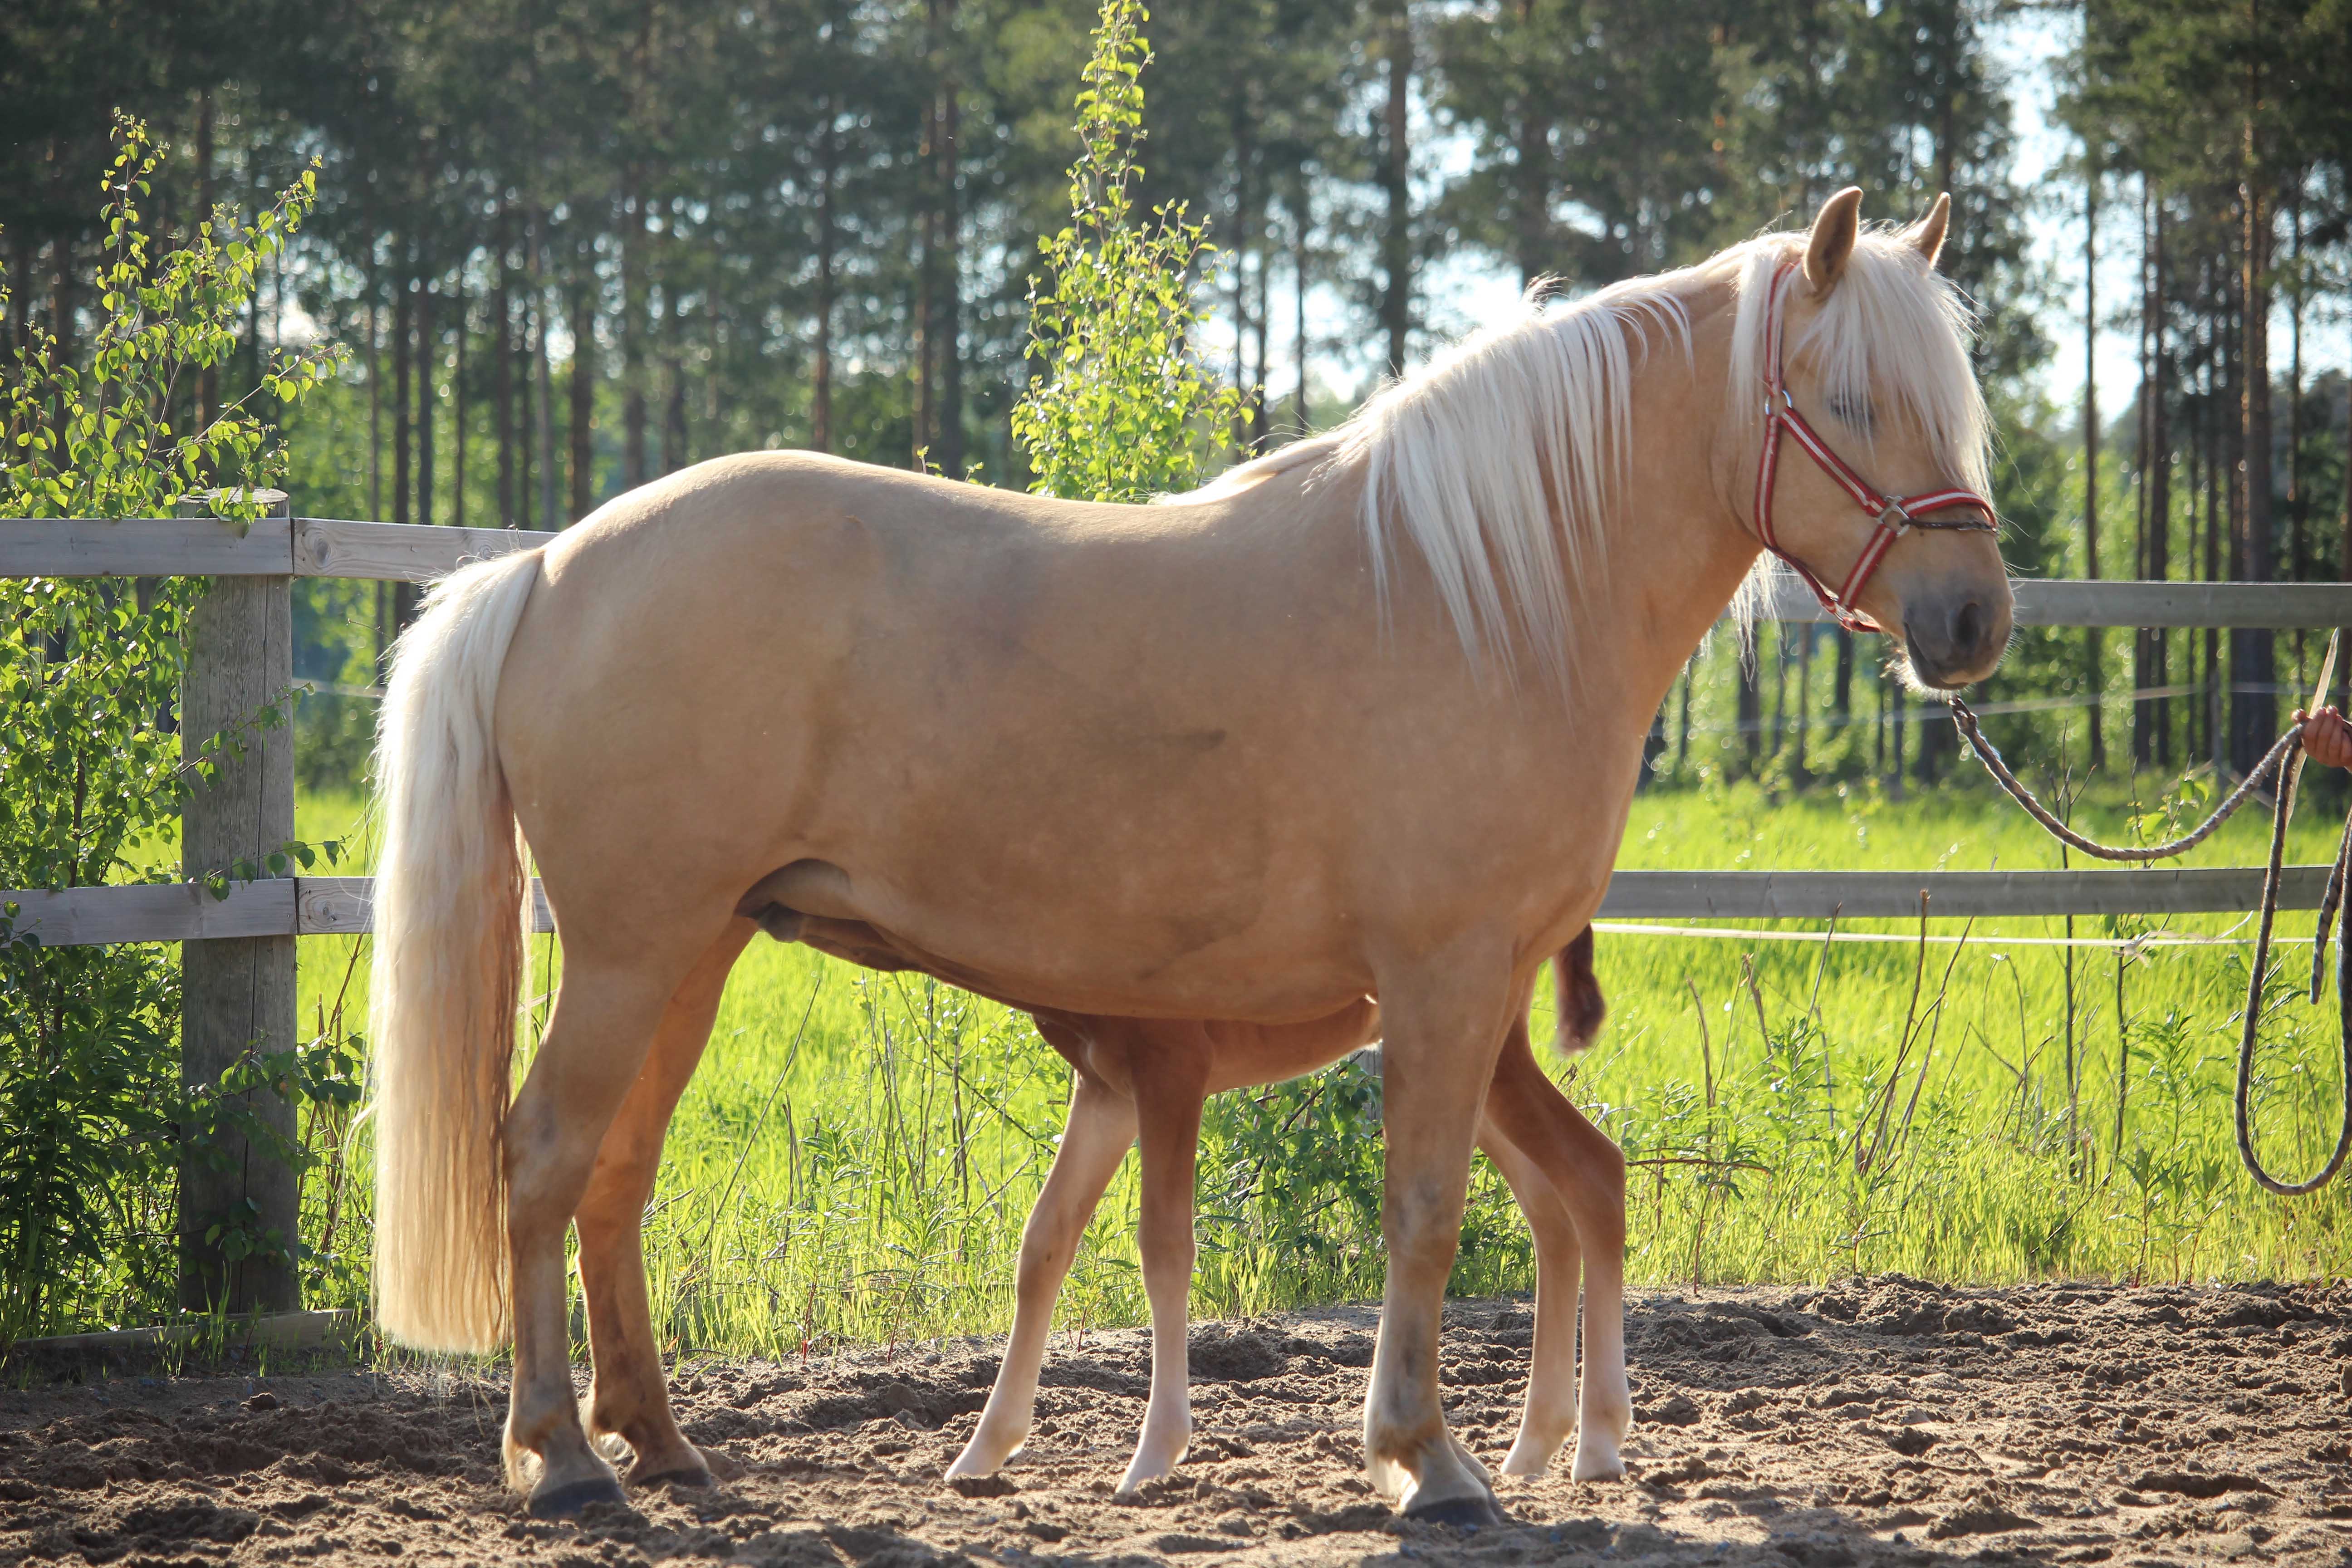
[1827,393,1873,430]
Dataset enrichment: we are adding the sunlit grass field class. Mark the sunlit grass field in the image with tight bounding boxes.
[285,764,2352,1356]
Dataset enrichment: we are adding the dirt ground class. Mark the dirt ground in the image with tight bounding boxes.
[4,1278,2350,1568]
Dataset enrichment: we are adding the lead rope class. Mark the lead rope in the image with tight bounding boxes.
[1947,696,2352,1195]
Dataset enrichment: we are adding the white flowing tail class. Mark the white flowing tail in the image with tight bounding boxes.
[369,549,543,1352]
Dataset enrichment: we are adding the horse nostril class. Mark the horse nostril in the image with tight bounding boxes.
[1952,599,1985,654]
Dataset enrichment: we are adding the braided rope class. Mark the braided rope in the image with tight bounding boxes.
[1947,696,2352,1196]
[1947,697,2298,860]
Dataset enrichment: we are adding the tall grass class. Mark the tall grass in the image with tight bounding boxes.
[285,771,2352,1356]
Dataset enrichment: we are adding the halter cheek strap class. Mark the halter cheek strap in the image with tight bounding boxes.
[1752,259,1997,635]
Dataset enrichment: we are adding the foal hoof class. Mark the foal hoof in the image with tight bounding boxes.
[527,1475,628,1519]
[1403,1490,1507,1530]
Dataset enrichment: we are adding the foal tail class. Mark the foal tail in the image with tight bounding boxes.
[368,548,543,1353]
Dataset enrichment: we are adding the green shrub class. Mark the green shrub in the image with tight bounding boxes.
[1010,0,1243,503]
[0,115,341,1337]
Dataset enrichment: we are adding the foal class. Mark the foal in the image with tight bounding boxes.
[945,931,1629,1496]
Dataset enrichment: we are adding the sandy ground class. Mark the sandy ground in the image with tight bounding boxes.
[4,1278,2350,1567]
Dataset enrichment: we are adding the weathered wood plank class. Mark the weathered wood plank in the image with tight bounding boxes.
[296,875,554,935]
[5,514,2351,627]
[292,517,555,581]
[1750,573,2352,629]
[1598,866,2332,919]
[178,492,301,1315]
[0,881,300,945]
[0,517,293,577]
[6,868,2328,943]
[8,1309,359,1358]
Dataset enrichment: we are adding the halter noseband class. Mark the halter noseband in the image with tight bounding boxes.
[1752,259,1997,634]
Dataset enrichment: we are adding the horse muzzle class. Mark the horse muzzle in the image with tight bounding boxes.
[1901,588,2010,690]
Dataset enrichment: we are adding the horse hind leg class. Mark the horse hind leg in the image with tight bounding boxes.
[948,1069,1137,1480]
[1475,1093,1581,1477]
[501,940,713,1517]
[1117,1035,1212,1497]
[574,925,753,1488]
[1481,1029,1630,1481]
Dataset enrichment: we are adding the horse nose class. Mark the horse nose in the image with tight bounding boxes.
[1905,592,2009,689]
[1952,598,1987,660]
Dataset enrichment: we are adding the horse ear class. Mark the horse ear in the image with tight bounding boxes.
[1907,192,1951,269]
[1803,186,1864,295]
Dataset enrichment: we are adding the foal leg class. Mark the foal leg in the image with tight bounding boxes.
[1481,1029,1630,1482]
[574,925,752,1488]
[948,1073,1138,1479]
[1361,954,1516,1525]
[1117,1037,1212,1496]
[503,950,695,1516]
[1474,1098,1583,1477]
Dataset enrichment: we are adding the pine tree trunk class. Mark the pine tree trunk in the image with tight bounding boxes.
[2138,193,2171,769]
[813,95,838,454]
[196,90,216,432]
[571,278,595,522]
[934,4,964,477]
[2232,161,2274,774]
[495,204,514,527]
[2084,156,2105,769]
[1378,1,1411,374]
[416,277,436,531]
[1737,650,1761,775]
[451,274,466,529]
[623,185,649,490]
[393,276,412,533]
[663,251,686,474]
[1513,0,1550,289]
[1293,186,1311,431]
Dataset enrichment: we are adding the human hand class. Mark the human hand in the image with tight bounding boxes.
[2296,706,2352,770]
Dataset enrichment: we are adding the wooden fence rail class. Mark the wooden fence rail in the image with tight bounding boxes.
[2,866,2332,947]
[12,514,2352,626]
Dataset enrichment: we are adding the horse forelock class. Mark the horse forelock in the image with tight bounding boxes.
[1723,228,1992,646]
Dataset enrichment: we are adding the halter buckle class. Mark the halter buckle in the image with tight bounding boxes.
[1876,499,1913,535]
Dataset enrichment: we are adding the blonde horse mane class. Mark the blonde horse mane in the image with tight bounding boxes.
[1181,225,1988,690]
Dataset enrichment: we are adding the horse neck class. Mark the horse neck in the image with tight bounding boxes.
[1564,272,1761,723]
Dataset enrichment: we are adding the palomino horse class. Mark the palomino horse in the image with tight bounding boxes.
[368,188,2009,1524]
[936,937,1623,1497]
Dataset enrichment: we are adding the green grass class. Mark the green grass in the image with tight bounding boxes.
[278,771,2352,1357]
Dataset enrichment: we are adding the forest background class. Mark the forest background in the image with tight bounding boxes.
[6,0,2350,793]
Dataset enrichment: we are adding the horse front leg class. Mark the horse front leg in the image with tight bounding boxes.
[1117,1037,1212,1496]
[573,926,752,1489]
[947,1072,1137,1480]
[501,953,687,1517]
[1362,955,1516,1525]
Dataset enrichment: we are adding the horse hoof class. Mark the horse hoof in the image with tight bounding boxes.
[528,1475,628,1519]
[632,1464,715,1490]
[1403,1490,1506,1530]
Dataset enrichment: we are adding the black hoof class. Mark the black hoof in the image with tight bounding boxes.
[632,1464,715,1490]
[1403,1491,1507,1530]
[528,1475,628,1519]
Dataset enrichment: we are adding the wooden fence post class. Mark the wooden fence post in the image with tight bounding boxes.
[177,489,302,1314]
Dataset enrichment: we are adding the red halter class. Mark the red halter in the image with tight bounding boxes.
[1753,259,1997,634]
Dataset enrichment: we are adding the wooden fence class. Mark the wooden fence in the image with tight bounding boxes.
[7,505,2348,1308]
[10,510,2352,945]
